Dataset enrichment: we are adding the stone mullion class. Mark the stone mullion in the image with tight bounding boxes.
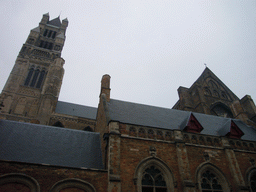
[108,122,122,192]
[175,130,196,192]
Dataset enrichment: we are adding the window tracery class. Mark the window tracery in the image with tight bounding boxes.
[197,164,229,192]
[134,157,175,192]
[200,170,222,191]
[142,166,167,192]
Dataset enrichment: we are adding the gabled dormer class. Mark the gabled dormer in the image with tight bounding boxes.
[218,120,244,139]
[180,113,204,133]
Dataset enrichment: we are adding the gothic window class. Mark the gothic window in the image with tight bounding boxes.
[30,68,40,87]
[249,170,256,192]
[39,40,44,47]
[142,166,167,192]
[200,170,223,191]
[134,158,175,192]
[36,69,46,88]
[43,41,49,49]
[48,43,53,50]
[52,31,57,39]
[24,66,46,89]
[47,30,52,38]
[24,66,34,86]
[43,29,48,36]
[197,164,229,192]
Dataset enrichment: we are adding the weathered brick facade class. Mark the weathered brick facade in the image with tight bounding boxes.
[1,13,256,192]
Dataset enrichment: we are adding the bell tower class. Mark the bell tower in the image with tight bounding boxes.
[0,13,68,124]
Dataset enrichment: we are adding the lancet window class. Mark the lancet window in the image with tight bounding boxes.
[24,66,46,89]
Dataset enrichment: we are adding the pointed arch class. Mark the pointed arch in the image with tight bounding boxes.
[134,156,175,192]
[245,166,256,192]
[210,102,233,118]
[195,162,230,192]
[50,178,96,192]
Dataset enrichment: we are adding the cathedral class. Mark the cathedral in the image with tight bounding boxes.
[0,13,256,192]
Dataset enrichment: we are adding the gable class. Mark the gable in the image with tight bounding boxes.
[183,113,204,133]
[226,121,244,139]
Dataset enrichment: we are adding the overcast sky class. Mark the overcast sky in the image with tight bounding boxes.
[0,0,255,108]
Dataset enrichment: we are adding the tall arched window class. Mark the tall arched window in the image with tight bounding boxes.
[24,66,47,89]
[246,168,256,192]
[24,66,34,86]
[250,172,256,192]
[196,163,230,192]
[36,69,46,88]
[142,165,167,192]
[200,170,223,191]
[134,157,175,192]
[30,68,40,87]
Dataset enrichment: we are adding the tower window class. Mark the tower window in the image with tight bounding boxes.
[47,30,52,38]
[24,66,47,89]
[24,67,34,86]
[30,69,40,87]
[36,70,46,88]
[43,29,48,36]
[52,31,57,39]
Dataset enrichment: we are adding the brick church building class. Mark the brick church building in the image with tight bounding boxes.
[1,13,256,192]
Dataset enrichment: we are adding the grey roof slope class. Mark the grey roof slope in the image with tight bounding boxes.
[107,99,256,141]
[47,17,61,27]
[55,101,97,120]
[0,120,104,169]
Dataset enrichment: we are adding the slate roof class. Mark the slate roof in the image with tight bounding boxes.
[0,120,104,169]
[107,99,256,141]
[55,101,97,120]
[47,16,61,27]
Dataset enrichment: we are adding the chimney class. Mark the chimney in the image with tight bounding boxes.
[100,74,111,102]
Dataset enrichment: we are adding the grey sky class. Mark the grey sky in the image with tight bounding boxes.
[0,0,255,108]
